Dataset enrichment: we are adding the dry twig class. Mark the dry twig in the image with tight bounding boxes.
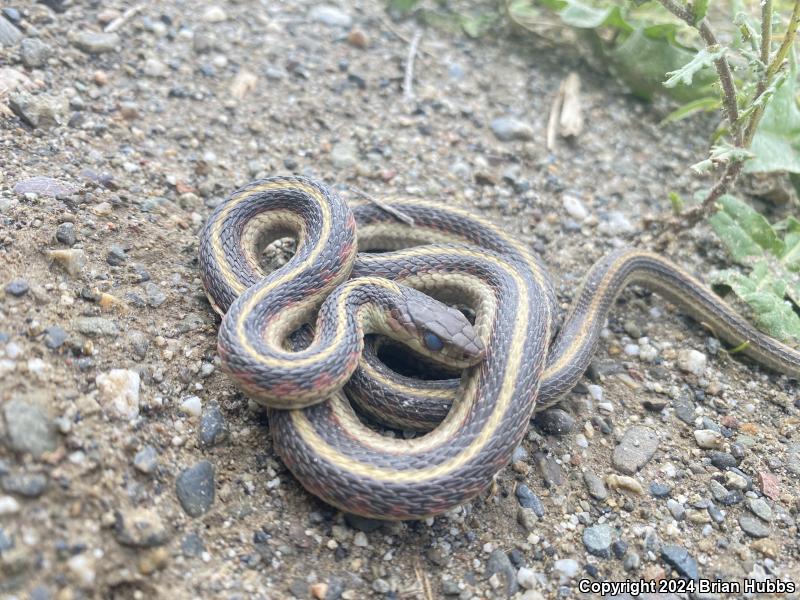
[348,186,415,226]
[104,4,144,33]
[403,30,423,105]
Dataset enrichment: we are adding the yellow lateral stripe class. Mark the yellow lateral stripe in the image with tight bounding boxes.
[289,246,543,482]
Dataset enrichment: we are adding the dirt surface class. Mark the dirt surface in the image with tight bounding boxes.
[1,1,799,599]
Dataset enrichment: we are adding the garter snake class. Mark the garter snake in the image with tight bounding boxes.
[199,176,800,519]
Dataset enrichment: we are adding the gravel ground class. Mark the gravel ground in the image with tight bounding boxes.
[1,1,799,599]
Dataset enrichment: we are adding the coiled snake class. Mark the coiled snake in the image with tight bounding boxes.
[199,176,800,519]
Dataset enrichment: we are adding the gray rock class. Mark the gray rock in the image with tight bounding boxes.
[649,482,671,498]
[623,551,640,571]
[666,499,685,521]
[73,317,119,336]
[181,532,205,557]
[0,14,22,46]
[490,117,534,142]
[330,140,358,169]
[309,5,352,27]
[673,394,695,424]
[1,473,48,497]
[583,471,608,500]
[708,480,730,503]
[4,279,29,297]
[785,443,800,469]
[612,426,659,475]
[55,222,76,246]
[486,549,519,597]
[707,501,724,524]
[127,330,149,360]
[533,409,574,435]
[738,513,770,538]
[583,524,614,557]
[597,211,635,236]
[143,282,166,307]
[661,545,698,580]
[20,38,50,68]
[747,497,772,522]
[43,326,67,350]
[0,526,13,552]
[709,451,737,470]
[199,404,228,447]
[114,508,169,547]
[15,177,76,198]
[176,461,215,517]
[133,445,158,474]
[71,31,120,54]
[106,245,126,266]
[9,93,66,128]
[515,484,544,516]
[3,398,57,458]
[517,507,538,532]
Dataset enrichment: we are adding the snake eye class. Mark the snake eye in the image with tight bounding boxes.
[423,331,444,352]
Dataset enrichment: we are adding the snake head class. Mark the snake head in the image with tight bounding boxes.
[394,286,486,369]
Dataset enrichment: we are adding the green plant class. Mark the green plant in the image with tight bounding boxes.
[710,195,800,342]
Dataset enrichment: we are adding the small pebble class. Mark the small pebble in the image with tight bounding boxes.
[176,461,215,517]
[133,446,158,474]
[180,396,202,418]
[694,429,724,449]
[661,545,698,580]
[582,524,614,558]
[677,349,707,376]
[533,409,574,435]
[747,497,772,522]
[583,471,608,500]
[199,403,228,446]
[4,279,29,297]
[738,513,770,538]
[490,117,534,142]
[56,222,76,246]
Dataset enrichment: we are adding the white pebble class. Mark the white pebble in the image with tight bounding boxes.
[353,532,368,547]
[5,342,22,359]
[677,349,707,376]
[67,553,96,587]
[554,558,579,578]
[587,385,603,402]
[180,395,203,417]
[639,344,658,362]
[95,369,140,420]
[694,429,724,449]
[0,495,20,515]
[517,567,538,589]
[562,194,589,221]
[624,344,640,356]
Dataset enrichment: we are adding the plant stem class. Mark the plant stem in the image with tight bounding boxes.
[767,0,800,79]
[673,160,744,228]
[658,0,741,142]
[743,0,778,146]
[761,0,774,66]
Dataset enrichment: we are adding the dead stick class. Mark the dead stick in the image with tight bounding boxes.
[403,30,423,104]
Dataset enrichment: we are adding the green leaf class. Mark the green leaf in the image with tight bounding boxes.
[558,2,631,30]
[661,96,721,125]
[607,28,716,101]
[692,0,710,23]
[690,143,754,174]
[389,0,420,12]
[668,191,684,213]
[709,195,784,262]
[664,46,726,88]
[713,262,800,343]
